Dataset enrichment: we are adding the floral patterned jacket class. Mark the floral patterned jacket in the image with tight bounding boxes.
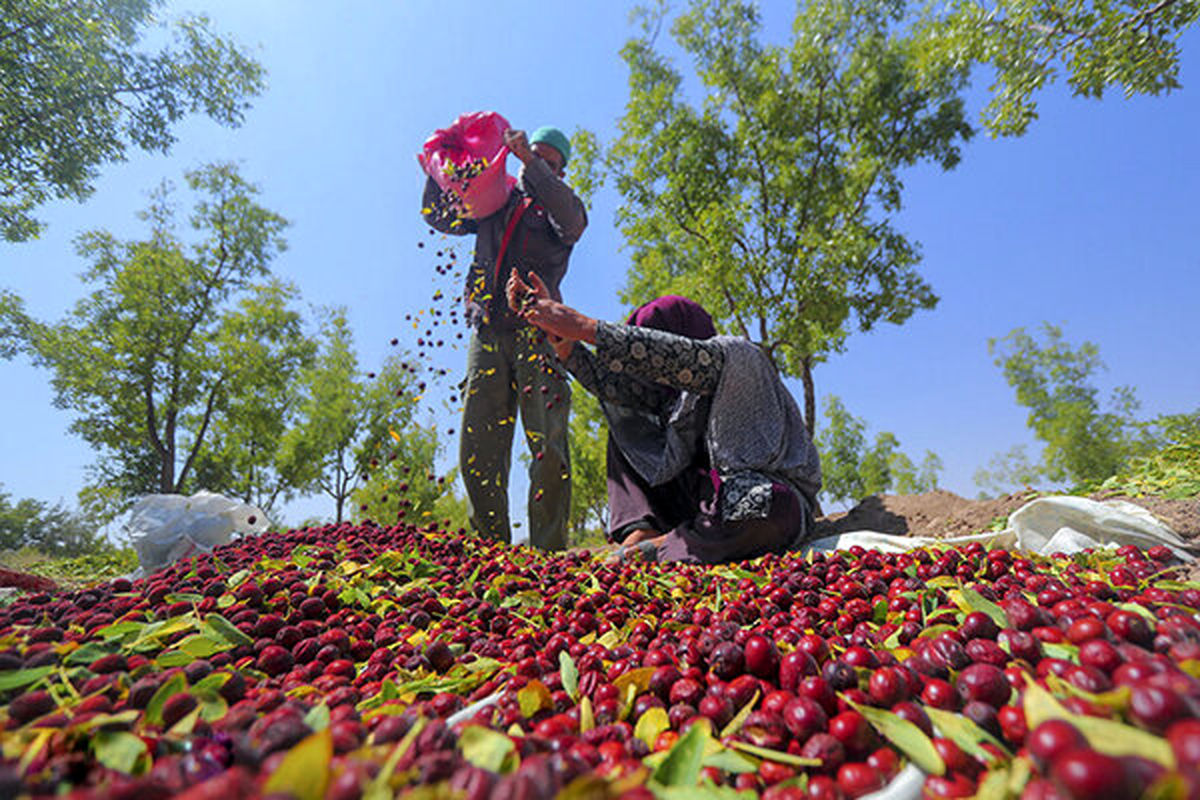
[567,321,818,522]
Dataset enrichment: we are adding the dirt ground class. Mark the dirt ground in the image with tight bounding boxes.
[813,488,1200,545]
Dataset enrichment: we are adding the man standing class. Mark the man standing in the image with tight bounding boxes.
[421,126,586,551]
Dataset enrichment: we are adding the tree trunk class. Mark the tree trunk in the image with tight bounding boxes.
[162,412,177,493]
[800,355,816,436]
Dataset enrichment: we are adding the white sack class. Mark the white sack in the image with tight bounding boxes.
[803,495,1193,562]
[125,490,269,576]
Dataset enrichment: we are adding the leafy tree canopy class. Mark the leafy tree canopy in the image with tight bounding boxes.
[926,0,1200,136]
[816,395,941,505]
[280,312,451,525]
[189,282,318,516]
[574,0,973,430]
[574,0,1198,433]
[0,485,107,556]
[1,163,301,519]
[987,323,1143,488]
[0,0,265,241]
[981,325,1198,496]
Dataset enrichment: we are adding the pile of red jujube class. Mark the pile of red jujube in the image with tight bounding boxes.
[1,522,1198,800]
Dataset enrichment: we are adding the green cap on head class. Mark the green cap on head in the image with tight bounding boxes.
[530,126,571,165]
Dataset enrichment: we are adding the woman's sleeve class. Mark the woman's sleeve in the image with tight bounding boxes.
[565,341,676,412]
[593,320,726,395]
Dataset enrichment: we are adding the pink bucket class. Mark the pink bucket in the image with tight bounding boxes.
[418,111,517,220]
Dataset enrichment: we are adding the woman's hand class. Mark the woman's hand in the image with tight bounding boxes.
[506,267,548,315]
[507,270,598,345]
[550,337,575,362]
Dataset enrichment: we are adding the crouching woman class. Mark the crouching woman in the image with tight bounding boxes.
[507,270,821,564]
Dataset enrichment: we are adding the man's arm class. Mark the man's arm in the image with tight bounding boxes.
[420,176,478,236]
[520,157,588,245]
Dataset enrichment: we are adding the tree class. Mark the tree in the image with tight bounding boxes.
[925,0,1200,136]
[0,0,265,242]
[1,163,298,519]
[574,0,973,431]
[815,396,869,504]
[816,395,941,505]
[988,324,1142,487]
[280,312,439,524]
[860,432,944,496]
[0,486,107,556]
[974,444,1044,497]
[188,283,317,516]
[565,383,610,547]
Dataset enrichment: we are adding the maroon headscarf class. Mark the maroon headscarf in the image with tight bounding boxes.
[626,295,716,340]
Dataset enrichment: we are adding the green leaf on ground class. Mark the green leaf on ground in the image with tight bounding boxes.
[651,720,709,787]
[559,651,579,702]
[847,700,945,775]
[91,730,147,775]
[460,724,518,774]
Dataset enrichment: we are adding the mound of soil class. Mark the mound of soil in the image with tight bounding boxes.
[814,488,1200,544]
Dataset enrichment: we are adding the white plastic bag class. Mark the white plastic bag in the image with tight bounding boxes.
[125,491,269,576]
[1007,496,1193,560]
[803,495,1195,562]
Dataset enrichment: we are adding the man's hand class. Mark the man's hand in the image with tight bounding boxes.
[503,128,535,164]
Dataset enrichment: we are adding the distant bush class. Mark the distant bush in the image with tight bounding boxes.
[1,546,137,587]
[0,486,109,556]
[1090,411,1200,499]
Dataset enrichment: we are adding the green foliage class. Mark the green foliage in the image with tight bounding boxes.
[816,395,941,505]
[349,426,448,528]
[429,488,472,534]
[280,311,448,524]
[816,396,868,504]
[2,163,300,519]
[579,0,973,430]
[923,0,1200,137]
[4,547,139,586]
[974,444,1043,498]
[987,324,1142,488]
[1093,410,1200,499]
[0,0,266,242]
[0,486,108,556]
[189,283,318,516]
[566,382,610,548]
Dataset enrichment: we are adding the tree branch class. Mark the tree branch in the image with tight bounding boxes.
[176,375,225,488]
[721,287,752,339]
[0,78,178,138]
[142,373,167,458]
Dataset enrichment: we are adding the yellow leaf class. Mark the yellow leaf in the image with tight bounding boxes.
[634,706,669,748]
[613,666,655,696]
[720,690,761,739]
[262,728,333,800]
[597,630,622,650]
[459,725,517,773]
[1023,682,1175,767]
[518,680,553,718]
[579,696,595,733]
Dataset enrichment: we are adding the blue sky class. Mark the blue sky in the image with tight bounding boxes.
[2,1,1197,534]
